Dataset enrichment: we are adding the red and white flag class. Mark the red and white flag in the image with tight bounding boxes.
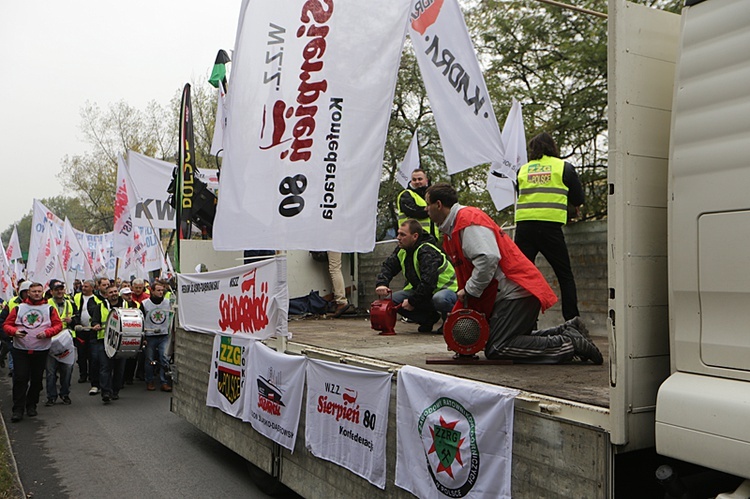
[6,225,22,262]
[113,155,139,260]
[27,200,64,280]
[0,240,13,301]
[409,0,505,175]
[213,0,412,252]
[62,219,91,288]
[32,226,64,287]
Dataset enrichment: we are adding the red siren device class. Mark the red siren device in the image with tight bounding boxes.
[370,299,401,336]
[442,308,489,356]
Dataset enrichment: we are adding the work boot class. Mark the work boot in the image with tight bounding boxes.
[565,316,590,340]
[418,312,441,333]
[562,328,603,365]
[332,302,353,318]
[161,384,172,392]
[45,398,56,407]
[147,382,156,391]
[61,396,72,405]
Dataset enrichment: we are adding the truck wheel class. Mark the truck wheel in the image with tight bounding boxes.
[245,460,292,497]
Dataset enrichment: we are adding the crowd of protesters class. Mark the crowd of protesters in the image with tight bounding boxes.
[0,275,175,423]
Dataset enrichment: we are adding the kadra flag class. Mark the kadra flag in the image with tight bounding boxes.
[213,0,411,253]
[395,366,518,499]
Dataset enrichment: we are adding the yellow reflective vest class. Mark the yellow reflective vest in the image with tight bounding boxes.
[515,155,569,224]
[397,242,458,294]
[397,189,440,239]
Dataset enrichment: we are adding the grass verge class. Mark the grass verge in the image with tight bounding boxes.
[0,420,22,499]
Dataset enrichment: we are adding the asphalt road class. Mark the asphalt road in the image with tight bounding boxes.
[0,364,290,498]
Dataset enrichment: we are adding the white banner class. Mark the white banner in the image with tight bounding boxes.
[49,330,77,366]
[75,231,115,279]
[305,359,392,489]
[410,0,504,175]
[397,130,420,189]
[177,258,288,338]
[395,366,518,499]
[213,0,411,252]
[206,334,252,419]
[488,98,527,211]
[127,151,219,230]
[244,341,306,452]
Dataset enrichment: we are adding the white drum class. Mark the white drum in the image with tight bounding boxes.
[105,308,144,359]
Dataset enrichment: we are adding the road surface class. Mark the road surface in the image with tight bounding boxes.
[0,366,297,498]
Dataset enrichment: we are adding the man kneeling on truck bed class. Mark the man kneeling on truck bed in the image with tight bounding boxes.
[425,183,603,364]
[375,219,458,334]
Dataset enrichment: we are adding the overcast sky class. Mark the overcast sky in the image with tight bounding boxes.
[0,0,242,235]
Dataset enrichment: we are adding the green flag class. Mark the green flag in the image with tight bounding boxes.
[208,49,231,88]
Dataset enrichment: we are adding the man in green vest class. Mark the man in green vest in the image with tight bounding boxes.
[375,219,457,333]
[515,132,585,322]
[397,169,440,240]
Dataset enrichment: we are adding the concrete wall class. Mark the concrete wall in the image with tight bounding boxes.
[358,220,608,336]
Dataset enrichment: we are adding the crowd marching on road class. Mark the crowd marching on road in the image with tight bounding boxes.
[0,276,175,423]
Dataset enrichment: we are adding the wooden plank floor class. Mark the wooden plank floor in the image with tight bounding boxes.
[287,313,610,408]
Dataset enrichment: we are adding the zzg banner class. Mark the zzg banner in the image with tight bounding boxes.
[206,334,252,419]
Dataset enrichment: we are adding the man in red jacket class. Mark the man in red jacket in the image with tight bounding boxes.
[3,282,64,421]
[424,183,602,364]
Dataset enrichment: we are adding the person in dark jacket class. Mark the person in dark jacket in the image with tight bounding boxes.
[375,219,458,333]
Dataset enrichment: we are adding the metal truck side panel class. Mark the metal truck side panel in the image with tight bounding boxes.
[608,0,680,449]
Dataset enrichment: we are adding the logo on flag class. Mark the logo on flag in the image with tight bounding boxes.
[219,268,270,334]
[215,336,246,404]
[419,398,479,495]
[257,373,286,416]
[411,0,444,35]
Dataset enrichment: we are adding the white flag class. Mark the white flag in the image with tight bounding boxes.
[210,82,228,157]
[27,200,64,280]
[126,151,218,229]
[213,0,411,253]
[395,366,518,499]
[0,241,13,302]
[6,225,22,262]
[396,130,420,189]
[244,341,306,452]
[305,359,392,489]
[206,334,252,419]
[409,0,505,175]
[61,219,90,289]
[487,98,527,211]
[113,155,139,259]
[32,225,63,286]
